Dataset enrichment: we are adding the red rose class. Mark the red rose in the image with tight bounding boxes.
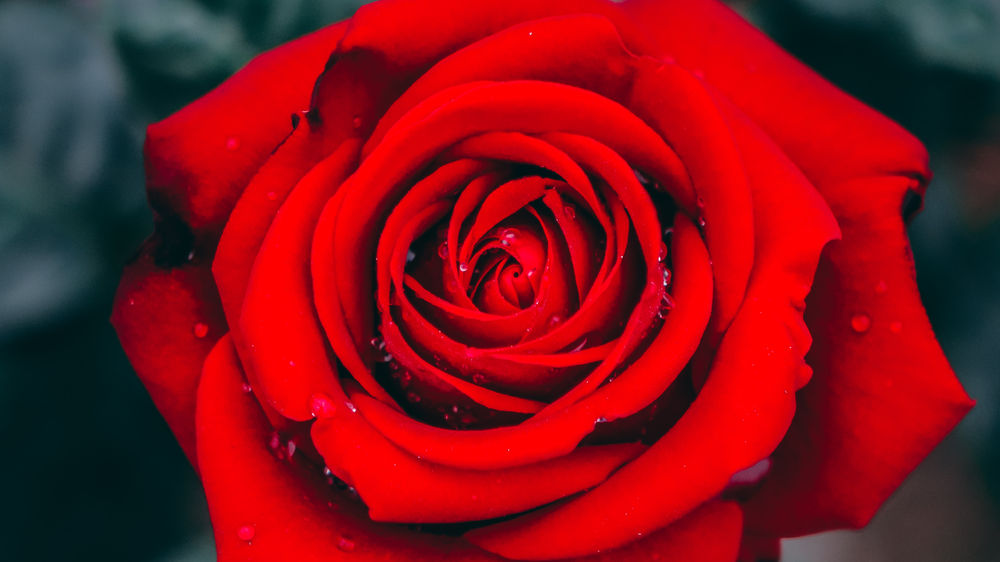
[112,0,973,560]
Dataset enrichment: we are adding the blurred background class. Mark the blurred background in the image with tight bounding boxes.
[0,0,996,560]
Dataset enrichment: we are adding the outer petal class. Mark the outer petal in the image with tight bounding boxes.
[743,174,974,535]
[618,0,929,184]
[111,246,225,464]
[144,21,347,237]
[197,336,503,562]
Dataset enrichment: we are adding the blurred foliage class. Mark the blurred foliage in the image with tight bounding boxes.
[0,0,997,560]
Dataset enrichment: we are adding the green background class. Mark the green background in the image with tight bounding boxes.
[0,0,997,560]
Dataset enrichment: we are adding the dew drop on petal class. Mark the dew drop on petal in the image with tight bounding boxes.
[660,264,672,287]
[458,262,470,273]
[337,535,356,552]
[352,115,362,129]
[406,391,422,403]
[237,524,255,542]
[563,205,576,219]
[345,401,357,413]
[727,458,771,488]
[240,382,253,394]
[193,322,209,338]
[658,242,668,262]
[437,242,449,259]
[309,393,337,418]
[850,313,871,333]
[472,373,486,384]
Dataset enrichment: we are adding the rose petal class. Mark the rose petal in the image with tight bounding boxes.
[196,336,504,562]
[312,412,644,523]
[111,249,225,465]
[619,0,930,185]
[145,22,347,237]
[743,173,973,535]
[238,140,373,421]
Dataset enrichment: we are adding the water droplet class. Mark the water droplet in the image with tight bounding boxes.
[526,268,537,279]
[406,391,422,403]
[437,242,449,259]
[633,168,651,186]
[875,280,888,294]
[563,205,576,219]
[850,313,871,333]
[337,535,356,552]
[225,137,240,151]
[658,242,668,262]
[697,215,706,229]
[458,262,470,272]
[660,265,672,287]
[695,196,706,210]
[657,293,675,319]
[352,115,362,128]
[501,228,518,242]
[596,416,608,423]
[186,250,195,262]
[345,401,357,413]
[241,382,253,394]
[265,191,278,201]
[286,440,297,458]
[472,373,486,384]
[268,432,281,450]
[727,458,771,488]
[889,320,903,333]
[405,249,416,264]
[310,393,337,418]
[193,322,209,338]
[237,524,255,542]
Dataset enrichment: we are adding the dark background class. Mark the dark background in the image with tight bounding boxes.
[0,0,997,560]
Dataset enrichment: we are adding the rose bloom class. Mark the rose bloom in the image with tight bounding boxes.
[111,0,973,560]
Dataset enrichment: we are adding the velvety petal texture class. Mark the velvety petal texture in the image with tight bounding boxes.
[112,0,971,560]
